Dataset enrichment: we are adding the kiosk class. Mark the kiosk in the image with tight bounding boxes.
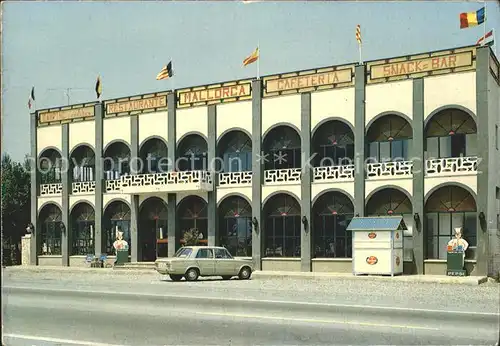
[347,216,406,276]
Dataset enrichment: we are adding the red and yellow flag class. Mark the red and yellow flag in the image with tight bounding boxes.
[243,47,259,66]
[355,24,362,45]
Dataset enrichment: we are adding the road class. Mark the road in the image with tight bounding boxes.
[2,269,500,345]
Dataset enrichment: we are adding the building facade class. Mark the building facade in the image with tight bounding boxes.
[30,44,500,276]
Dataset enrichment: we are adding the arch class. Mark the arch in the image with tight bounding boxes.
[217,192,252,208]
[424,182,477,206]
[311,117,355,137]
[217,130,252,152]
[365,185,412,205]
[38,147,62,160]
[312,190,355,213]
[69,199,95,214]
[103,139,131,154]
[262,190,301,208]
[424,104,477,128]
[177,194,208,213]
[104,200,131,219]
[366,187,413,215]
[69,143,96,158]
[177,195,208,245]
[176,131,208,146]
[218,195,252,256]
[218,195,252,216]
[217,127,252,143]
[38,200,63,213]
[139,135,168,152]
[39,203,63,256]
[139,196,168,216]
[262,122,301,140]
[177,134,208,171]
[217,130,252,172]
[103,197,131,211]
[365,111,413,133]
[312,188,355,207]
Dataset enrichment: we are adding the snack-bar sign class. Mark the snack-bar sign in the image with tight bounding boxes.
[106,96,167,114]
[370,51,473,79]
[179,84,251,105]
[266,68,352,93]
[39,106,95,123]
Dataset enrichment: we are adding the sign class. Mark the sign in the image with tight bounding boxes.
[266,69,352,93]
[178,83,251,105]
[39,106,95,123]
[370,51,473,79]
[366,256,378,265]
[368,232,377,239]
[396,256,400,266]
[106,96,167,114]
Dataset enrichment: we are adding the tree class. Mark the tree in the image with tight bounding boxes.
[1,154,31,265]
[182,228,201,246]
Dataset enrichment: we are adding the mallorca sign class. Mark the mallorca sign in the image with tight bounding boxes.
[370,51,473,79]
[106,96,167,114]
[266,69,352,93]
[39,106,95,123]
[178,83,251,105]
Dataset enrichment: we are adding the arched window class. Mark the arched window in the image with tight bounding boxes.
[39,149,62,184]
[313,192,354,258]
[103,142,131,179]
[178,196,208,245]
[39,204,62,255]
[367,115,412,162]
[264,194,301,257]
[103,201,131,256]
[263,126,301,170]
[139,138,168,174]
[71,203,95,255]
[178,135,208,171]
[218,131,252,172]
[139,197,168,261]
[312,121,354,167]
[425,109,477,159]
[425,186,477,260]
[219,196,252,256]
[71,146,96,182]
[366,188,414,261]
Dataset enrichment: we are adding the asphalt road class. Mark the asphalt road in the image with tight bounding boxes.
[3,269,500,345]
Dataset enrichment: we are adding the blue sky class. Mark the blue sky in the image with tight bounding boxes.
[2,0,499,161]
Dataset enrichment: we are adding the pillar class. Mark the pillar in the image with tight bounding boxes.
[130,115,140,262]
[354,65,366,216]
[207,105,217,246]
[30,112,39,265]
[61,123,70,266]
[300,92,312,272]
[94,103,104,255]
[251,79,263,270]
[167,92,178,257]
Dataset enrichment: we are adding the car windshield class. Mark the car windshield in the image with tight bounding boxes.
[174,247,193,258]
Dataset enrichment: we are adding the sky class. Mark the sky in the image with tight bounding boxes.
[2,0,499,161]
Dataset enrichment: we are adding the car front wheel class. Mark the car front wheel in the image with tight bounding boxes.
[238,267,252,280]
[185,268,199,281]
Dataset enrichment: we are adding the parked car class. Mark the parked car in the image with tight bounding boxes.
[155,246,253,281]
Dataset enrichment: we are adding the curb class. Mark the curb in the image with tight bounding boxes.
[2,266,157,275]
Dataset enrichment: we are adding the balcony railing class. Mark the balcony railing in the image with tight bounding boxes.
[218,171,252,186]
[313,165,355,182]
[40,183,62,196]
[120,170,213,194]
[366,161,413,179]
[425,156,478,176]
[264,168,301,185]
[72,181,96,194]
[105,179,122,193]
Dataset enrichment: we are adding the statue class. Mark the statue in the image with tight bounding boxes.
[113,231,129,252]
[447,227,469,253]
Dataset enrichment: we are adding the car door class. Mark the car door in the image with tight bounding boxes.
[214,248,235,275]
[195,248,215,276]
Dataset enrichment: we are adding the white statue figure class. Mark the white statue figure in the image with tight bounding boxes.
[113,231,129,252]
[447,227,469,252]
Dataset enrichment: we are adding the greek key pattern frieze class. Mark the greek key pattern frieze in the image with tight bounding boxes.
[40,183,62,196]
[72,181,96,194]
[425,156,478,176]
[105,179,121,193]
[218,171,252,186]
[366,161,413,179]
[313,165,355,182]
[120,171,213,188]
[264,168,301,185]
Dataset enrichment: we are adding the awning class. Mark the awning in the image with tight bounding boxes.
[346,216,407,231]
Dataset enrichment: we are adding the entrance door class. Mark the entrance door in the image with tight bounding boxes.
[139,197,168,262]
[141,220,157,262]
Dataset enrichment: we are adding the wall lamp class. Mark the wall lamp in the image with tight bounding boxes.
[301,216,308,232]
[479,212,486,222]
[26,223,34,234]
[251,217,259,232]
[413,213,420,223]
[478,212,486,231]
[355,213,360,217]
[60,223,66,233]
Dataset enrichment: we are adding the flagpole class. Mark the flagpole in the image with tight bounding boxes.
[482,0,486,46]
[257,41,260,80]
[359,42,362,65]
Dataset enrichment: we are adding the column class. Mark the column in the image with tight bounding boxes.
[300,93,312,272]
[130,115,139,262]
[167,92,178,257]
[94,103,104,255]
[30,112,39,265]
[412,78,424,275]
[251,79,263,270]
[207,105,217,246]
[354,65,366,216]
[61,124,70,266]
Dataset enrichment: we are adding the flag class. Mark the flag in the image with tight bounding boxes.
[477,29,493,45]
[243,47,259,66]
[28,86,35,109]
[156,61,173,80]
[460,7,485,29]
[95,76,102,99]
[355,24,362,45]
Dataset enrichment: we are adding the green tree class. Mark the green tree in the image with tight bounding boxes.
[1,154,31,265]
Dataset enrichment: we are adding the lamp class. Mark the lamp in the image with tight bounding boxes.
[60,223,66,233]
[251,217,259,232]
[478,212,486,232]
[413,213,420,223]
[355,213,360,217]
[26,223,34,234]
[479,212,485,221]
[301,216,308,231]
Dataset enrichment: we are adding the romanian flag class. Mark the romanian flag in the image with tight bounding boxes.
[243,47,259,66]
[460,7,485,29]
[477,29,493,45]
[355,24,362,45]
[156,61,173,80]
[95,76,102,99]
[28,86,35,109]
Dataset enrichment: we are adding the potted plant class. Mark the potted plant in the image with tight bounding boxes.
[182,228,202,246]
